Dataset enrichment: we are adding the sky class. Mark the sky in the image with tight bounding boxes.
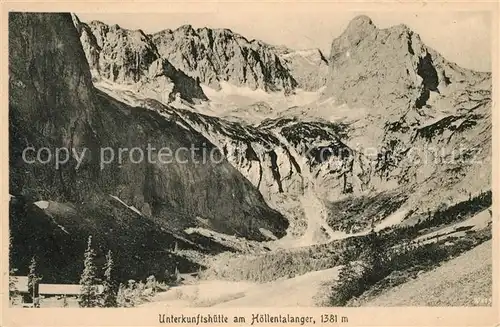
[77,9,492,72]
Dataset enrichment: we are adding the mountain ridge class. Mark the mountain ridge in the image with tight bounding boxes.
[150,23,297,92]
[77,17,331,94]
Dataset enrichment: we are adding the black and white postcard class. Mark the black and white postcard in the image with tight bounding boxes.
[2,1,498,326]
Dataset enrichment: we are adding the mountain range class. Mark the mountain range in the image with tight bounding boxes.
[9,12,492,287]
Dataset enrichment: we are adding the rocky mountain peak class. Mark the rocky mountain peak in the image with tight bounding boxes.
[88,19,107,28]
[176,24,196,35]
[285,48,328,65]
[325,15,490,114]
[74,17,208,103]
[9,12,492,291]
[337,15,376,49]
[75,18,331,94]
[278,47,329,90]
[346,14,375,33]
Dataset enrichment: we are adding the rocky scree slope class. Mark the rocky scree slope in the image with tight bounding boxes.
[129,98,368,237]
[9,12,288,282]
[72,15,208,104]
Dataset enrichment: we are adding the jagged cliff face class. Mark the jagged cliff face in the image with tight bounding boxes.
[276,47,329,91]
[73,16,208,104]
[87,15,491,239]
[77,18,330,96]
[151,25,298,92]
[325,15,489,113]
[135,99,365,236]
[9,13,288,281]
[148,15,491,235]
[16,12,490,251]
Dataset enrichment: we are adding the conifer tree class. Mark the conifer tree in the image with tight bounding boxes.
[116,283,127,307]
[9,234,19,304]
[101,250,117,307]
[79,236,99,308]
[27,256,41,307]
[145,275,157,293]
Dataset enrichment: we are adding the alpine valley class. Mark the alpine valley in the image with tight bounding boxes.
[8,12,492,307]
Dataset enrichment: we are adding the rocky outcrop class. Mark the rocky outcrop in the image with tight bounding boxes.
[72,15,208,104]
[139,16,493,236]
[151,26,297,92]
[9,13,288,282]
[276,47,329,91]
[46,13,492,244]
